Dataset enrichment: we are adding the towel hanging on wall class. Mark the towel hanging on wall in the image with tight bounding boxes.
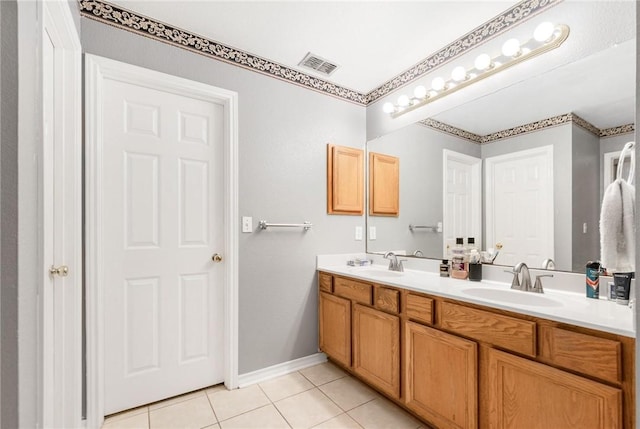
[600,141,635,273]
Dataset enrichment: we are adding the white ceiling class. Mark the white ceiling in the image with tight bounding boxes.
[105,0,636,134]
[107,0,518,93]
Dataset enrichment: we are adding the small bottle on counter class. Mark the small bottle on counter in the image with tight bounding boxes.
[451,237,468,279]
[440,259,450,277]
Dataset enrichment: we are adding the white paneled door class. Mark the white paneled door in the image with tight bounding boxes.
[102,76,225,414]
[443,150,482,257]
[485,146,554,267]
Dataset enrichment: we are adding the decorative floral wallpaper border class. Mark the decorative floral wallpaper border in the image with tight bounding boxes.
[78,0,367,105]
[78,0,558,106]
[420,113,634,144]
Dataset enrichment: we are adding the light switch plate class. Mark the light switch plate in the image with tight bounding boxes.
[242,216,253,233]
[369,226,377,240]
[355,226,363,240]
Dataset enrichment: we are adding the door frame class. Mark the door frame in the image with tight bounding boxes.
[84,55,239,428]
[41,2,83,428]
[442,150,482,257]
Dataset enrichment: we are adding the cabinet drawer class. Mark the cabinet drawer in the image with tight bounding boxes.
[406,294,433,325]
[375,287,399,314]
[439,301,536,357]
[319,272,333,293]
[540,326,622,384]
[334,277,372,305]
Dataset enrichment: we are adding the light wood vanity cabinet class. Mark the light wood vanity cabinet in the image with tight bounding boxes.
[405,321,477,429]
[317,271,635,429]
[353,304,400,398]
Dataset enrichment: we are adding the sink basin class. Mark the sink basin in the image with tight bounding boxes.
[461,287,563,307]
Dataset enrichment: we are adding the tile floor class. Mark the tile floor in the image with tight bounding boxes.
[102,361,430,429]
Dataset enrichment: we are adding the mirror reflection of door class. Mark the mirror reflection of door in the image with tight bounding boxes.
[443,150,482,258]
[603,150,634,189]
[485,146,554,267]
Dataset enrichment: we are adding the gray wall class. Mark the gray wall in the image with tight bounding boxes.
[81,18,367,374]
[367,124,480,258]
[481,124,573,271]
[1,1,19,428]
[571,124,601,272]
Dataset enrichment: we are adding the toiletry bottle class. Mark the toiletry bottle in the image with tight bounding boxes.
[451,238,468,279]
[440,259,450,277]
[585,261,601,299]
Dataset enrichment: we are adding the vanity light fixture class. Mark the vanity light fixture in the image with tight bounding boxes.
[382,22,570,118]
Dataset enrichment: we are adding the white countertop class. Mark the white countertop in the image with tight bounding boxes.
[318,261,635,338]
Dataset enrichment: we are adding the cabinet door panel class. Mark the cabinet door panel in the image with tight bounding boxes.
[319,292,351,367]
[488,348,622,429]
[353,304,400,398]
[404,321,477,429]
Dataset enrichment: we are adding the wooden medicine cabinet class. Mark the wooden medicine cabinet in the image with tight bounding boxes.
[369,152,399,216]
[327,144,364,215]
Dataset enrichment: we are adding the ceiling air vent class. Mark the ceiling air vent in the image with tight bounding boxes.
[298,52,338,76]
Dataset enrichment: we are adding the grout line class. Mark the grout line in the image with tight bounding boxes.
[204,387,220,425]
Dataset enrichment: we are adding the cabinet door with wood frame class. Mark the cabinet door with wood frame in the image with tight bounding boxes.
[319,292,352,367]
[487,348,622,429]
[404,321,477,429]
[327,144,364,215]
[352,304,400,398]
[369,151,399,216]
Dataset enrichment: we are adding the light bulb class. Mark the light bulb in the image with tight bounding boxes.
[382,102,395,114]
[474,53,492,70]
[413,85,428,99]
[534,22,555,42]
[502,38,521,57]
[431,77,446,91]
[451,66,468,82]
[397,95,410,107]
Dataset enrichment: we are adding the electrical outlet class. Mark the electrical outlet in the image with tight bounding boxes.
[242,216,253,233]
[369,226,377,240]
[355,226,363,240]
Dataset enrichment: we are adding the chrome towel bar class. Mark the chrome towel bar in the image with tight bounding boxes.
[409,222,442,232]
[258,220,312,231]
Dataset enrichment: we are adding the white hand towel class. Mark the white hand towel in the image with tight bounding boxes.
[600,142,636,273]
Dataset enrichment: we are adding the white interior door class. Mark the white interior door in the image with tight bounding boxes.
[443,150,482,257]
[485,146,554,267]
[101,73,226,414]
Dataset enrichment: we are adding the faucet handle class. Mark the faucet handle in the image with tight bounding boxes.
[398,259,408,272]
[533,274,553,294]
[504,270,521,290]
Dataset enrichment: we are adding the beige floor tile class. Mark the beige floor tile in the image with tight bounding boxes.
[275,388,342,429]
[312,413,362,429]
[102,412,149,429]
[260,372,314,402]
[300,363,347,386]
[318,377,377,411]
[202,425,220,429]
[148,389,207,411]
[149,395,217,429]
[104,406,149,425]
[208,384,270,421]
[348,398,421,429]
[219,404,291,429]
[206,384,227,395]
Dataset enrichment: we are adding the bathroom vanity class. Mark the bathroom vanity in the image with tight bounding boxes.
[317,263,635,429]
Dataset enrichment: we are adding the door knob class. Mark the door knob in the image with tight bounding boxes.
[49,265,69,277]
[211,253,223,262]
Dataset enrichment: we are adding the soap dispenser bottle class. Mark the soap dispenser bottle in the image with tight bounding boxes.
[451,238,468,279]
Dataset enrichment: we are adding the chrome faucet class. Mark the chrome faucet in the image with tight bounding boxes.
[513,262,532,292]
[413,250,424,257]
[541,258,556,270]
[384,251,405,272]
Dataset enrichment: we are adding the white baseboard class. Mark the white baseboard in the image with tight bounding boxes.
[237,353,327,388]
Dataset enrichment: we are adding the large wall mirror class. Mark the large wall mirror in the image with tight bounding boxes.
[366,2,636,274]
